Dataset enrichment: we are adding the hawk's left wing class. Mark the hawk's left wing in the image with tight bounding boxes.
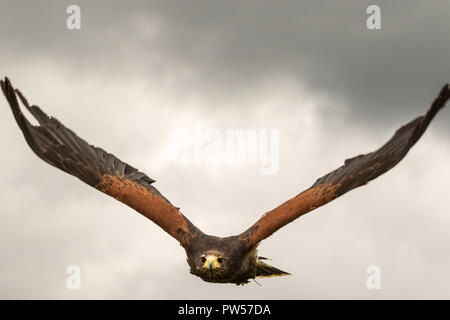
[239,84,450,248]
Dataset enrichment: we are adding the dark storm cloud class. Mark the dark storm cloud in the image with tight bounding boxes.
[142,0,450,122]
[1,1,449,128]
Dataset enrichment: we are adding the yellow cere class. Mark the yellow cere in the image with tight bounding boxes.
[203,255,221,269]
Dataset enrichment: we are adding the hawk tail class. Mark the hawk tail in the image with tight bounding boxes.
[256,258,290,278]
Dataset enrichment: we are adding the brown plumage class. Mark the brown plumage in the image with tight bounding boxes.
[2,77,449,285]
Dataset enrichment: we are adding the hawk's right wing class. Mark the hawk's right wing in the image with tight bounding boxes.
[1,77,203,248]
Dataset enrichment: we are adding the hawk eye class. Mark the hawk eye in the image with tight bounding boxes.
[201,257,206,263]
[217,258,223,263]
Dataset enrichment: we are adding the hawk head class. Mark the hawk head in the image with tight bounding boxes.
[185,235,254,284]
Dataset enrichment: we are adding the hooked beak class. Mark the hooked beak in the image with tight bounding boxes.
[203,255,221,271]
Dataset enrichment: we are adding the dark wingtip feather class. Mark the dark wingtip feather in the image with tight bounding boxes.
[1,77,15,100]
[429,83,450,115]
[417,83,450,137]
[1,76,27,127]
[15,88,32,109]
[1,76,12,97]
[1,77,48,158]
[1,76,10,89]
[436,83,449,105]
[1,77,52,130]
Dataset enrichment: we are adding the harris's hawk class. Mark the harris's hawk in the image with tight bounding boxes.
[2,77,449,285]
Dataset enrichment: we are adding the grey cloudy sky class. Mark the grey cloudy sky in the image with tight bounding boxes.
[0,1,449,299]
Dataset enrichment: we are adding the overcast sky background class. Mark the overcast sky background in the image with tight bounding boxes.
[0,1,449,299]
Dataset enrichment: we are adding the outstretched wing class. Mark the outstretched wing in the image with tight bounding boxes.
[239,84,450,248]
[1,77,201,247]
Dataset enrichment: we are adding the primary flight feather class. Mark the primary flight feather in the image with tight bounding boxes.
[2,77,449,285]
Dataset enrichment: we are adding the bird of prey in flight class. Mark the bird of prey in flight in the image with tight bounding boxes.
[1,77,449,285]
